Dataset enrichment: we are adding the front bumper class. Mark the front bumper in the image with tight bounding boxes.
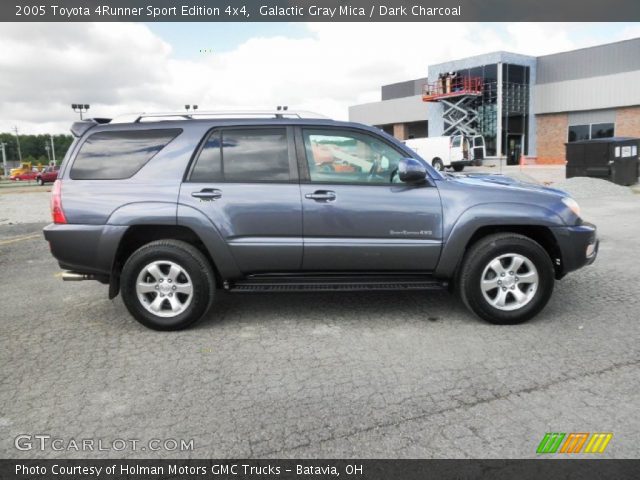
[552,222,598,276]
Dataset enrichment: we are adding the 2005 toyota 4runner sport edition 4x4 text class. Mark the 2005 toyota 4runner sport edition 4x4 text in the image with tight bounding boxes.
[44,110,598,330]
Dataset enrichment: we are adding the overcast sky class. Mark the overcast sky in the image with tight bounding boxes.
[1,22,639,134]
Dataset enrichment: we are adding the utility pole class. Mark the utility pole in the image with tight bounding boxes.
[45,143,51,162]
[0,142,7,177]
[12,126,22,162]
[50,135,56,164]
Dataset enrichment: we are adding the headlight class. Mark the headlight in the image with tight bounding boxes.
[562,197,581,217]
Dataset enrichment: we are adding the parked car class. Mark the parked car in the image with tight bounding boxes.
[44,111,598,330]
[405,134,486,172]
[11,170,38,181]
[36,165,60,185]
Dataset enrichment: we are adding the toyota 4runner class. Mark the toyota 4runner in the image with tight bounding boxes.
[44,111,598,330]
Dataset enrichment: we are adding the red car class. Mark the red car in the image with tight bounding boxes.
[11,170,38,182]
[36,165,59,185]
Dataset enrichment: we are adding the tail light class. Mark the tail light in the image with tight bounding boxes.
[51,179,67,224]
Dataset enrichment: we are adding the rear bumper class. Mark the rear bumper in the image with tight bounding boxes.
[43,223,127,276]
[551,222,598,276]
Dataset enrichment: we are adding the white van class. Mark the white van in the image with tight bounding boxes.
[405,135,486,172]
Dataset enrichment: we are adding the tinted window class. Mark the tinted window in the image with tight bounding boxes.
[190,132,222,182]
[568,125,589,142]
[303,128,404,185]
[591,123,614,139]
[483,64,498,84]
[71,129,180,180]
[222,129,289,182]
[507,64,525,84]
[190,128,290,182]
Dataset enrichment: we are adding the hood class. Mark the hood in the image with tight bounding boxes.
[445,172,568,198]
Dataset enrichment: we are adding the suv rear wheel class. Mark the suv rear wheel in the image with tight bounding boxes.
[120,240,215,330]
[458,233,554,324]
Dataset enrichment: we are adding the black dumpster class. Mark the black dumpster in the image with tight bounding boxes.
[611,156,639,186]
[565,137,639,185]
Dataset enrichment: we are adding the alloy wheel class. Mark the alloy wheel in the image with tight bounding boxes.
[135,260,193,317]
[480,253,539,311]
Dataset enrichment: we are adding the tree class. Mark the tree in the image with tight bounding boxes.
[0,132,73,164]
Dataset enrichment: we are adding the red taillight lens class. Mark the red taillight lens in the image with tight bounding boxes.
[51,179,67,224]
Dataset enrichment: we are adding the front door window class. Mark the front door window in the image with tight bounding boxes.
[302,129,405,185]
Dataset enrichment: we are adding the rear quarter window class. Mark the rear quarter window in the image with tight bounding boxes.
[70,129,181,180]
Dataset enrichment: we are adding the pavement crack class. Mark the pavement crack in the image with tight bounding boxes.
[257,358,640,457]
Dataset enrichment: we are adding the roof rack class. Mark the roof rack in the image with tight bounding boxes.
[110,110,330,123]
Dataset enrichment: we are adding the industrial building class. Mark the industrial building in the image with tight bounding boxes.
[349,37,640,164]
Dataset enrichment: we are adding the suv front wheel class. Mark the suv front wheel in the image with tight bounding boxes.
[458,233,554,324]
[120,240,215,330]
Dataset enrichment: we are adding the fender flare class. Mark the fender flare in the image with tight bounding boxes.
[104,202,241,297]
[434,202,566,279]
[176,204,242,280]
[107,201,178,227]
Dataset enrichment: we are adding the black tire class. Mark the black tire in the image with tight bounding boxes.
[452,165,465,172]
[37,177,44,185]
[120,240,215,330]
[458,233,554,325]
[432,158,444,171]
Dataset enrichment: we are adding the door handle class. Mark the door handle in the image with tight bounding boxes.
[192,188,222,200]
[305,190,336,201]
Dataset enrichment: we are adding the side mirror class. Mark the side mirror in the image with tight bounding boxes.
[398,158,427,184]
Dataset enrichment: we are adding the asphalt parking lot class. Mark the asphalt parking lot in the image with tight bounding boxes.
[1,176,639,459]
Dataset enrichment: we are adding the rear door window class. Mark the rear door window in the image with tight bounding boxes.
[190,128,291,182]
[70,129,181,180]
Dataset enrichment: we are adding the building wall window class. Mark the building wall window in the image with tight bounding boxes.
[591,123,615,139]
[406,121,428,139]
[568,125,590,142]
[377,124,395,136]
[568,123,614,142]
[441,62,530,157]
[501,63,530,159]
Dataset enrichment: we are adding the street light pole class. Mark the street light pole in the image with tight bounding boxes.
[45,143,51,163]
[12,126,22,162]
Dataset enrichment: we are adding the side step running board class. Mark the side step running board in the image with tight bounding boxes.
[228,279,446,293]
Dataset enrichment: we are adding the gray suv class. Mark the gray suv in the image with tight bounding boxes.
[44,111,598,330]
